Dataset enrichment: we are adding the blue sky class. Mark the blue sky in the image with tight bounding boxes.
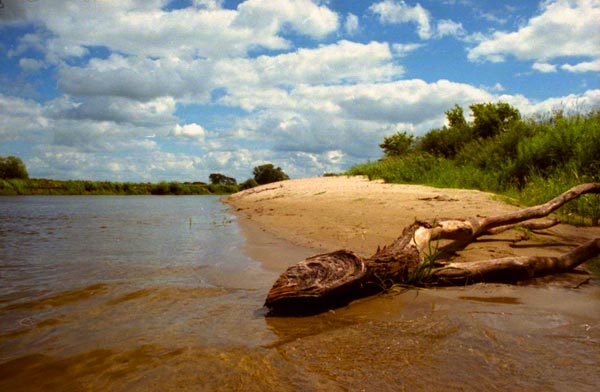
[1,0,599,182]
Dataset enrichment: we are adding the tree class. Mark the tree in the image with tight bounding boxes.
[445,104,468,130]
[253,164,289,185]
[470,102,520,139]
[379,131,415,157]
[209,173,237,186]
[0,156,29,179]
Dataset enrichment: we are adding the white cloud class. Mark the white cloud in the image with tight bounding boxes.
[435,19,466,38]
[233,0,339,40]
[2,0,598,182]
[19,58,46,72]
[518,88,600,115]
[170,123,206,140]
[0,94,47,141]
[8,0,339,62]
[532,62,557,73]
[44,96,177,127]
[58,55,214,101]
[7,33,46,58]
[392,43,423,57]
[468,0,600,67]
[326,150,344,164]
[370,0,432,39]
[561,58,600,73]
[194,0,225,9]
[245,40,401,86]
[344,13,359,35]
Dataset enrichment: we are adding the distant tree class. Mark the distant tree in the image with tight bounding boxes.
[252,164,289,185]
[379,131,415,157]
[0,156,29,179]
[470,102,520,139]
[209,173,237,186]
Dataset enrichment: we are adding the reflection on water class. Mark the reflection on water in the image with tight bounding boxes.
[1,196,600,391]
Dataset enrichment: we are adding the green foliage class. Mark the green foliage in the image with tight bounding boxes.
[379,131,415,157]
[469,102,520,139]
[240,178,259,190]
[0,156,29,179]
[349,104,600,225]
[416,102,520,159]
[209,173,237,186]
[0,179,226,196]
[253,163,290,185]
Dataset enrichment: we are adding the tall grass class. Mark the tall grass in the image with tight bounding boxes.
[348,108,600,225]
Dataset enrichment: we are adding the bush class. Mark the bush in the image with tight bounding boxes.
[240,178,258,190]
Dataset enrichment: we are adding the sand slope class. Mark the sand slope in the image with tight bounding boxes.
[225,176,600,268]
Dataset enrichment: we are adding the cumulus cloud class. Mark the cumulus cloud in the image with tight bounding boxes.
[2,0,598,182]
[18,58,46,72]
[468,0,600,70]
[170,123,206,140]
[0,94,47,142]
[370,1,466,40]
[239,40,401,86]
[370,0,432,39]
[532,62,557,73]
[435,19,466,38]
[44,96,177,128]
[7,0,339,61]
[58,55,214,101]
[234,0,339,39]
[344,13,359,35]
[561,58,600,73]
[392,43,423,57]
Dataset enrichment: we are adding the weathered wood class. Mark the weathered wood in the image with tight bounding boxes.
[264,183,600,315]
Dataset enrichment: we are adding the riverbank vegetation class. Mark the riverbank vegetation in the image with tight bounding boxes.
[0,161,289,196]
[348,103,600,225]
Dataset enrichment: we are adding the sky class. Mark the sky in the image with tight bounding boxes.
[1,0,599,182]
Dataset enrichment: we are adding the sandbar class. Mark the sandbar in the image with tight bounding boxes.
[224,176,600,273]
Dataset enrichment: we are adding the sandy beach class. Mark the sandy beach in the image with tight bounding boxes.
[225,176,600,271]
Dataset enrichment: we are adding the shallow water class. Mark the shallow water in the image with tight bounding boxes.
[1,196,599,391]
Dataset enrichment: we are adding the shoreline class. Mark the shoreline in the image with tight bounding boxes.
[224,176,600,273]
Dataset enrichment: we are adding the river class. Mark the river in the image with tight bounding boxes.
[1,196,599,391]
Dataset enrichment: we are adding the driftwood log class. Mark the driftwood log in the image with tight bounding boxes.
[265,183,600,315]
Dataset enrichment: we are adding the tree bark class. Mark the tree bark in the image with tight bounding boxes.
[265,183,600,315]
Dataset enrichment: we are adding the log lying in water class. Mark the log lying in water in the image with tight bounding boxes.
[265,183,600,315]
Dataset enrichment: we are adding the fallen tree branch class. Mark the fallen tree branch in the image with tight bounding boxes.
[265,183,600,315]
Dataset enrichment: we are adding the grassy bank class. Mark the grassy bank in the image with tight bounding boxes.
[0,178,239,196]
[348,106,600,225]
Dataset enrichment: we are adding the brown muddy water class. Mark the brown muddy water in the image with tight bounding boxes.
[1,196,599,391]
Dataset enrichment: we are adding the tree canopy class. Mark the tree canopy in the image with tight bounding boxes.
[253,163,290,185]
[379,131,415,157]
[209,173,237,186]
[0,156,29,179]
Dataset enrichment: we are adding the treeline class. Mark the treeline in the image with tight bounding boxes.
[0,178,239,196]
[0,160,289,196]
[348,103,600,225]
